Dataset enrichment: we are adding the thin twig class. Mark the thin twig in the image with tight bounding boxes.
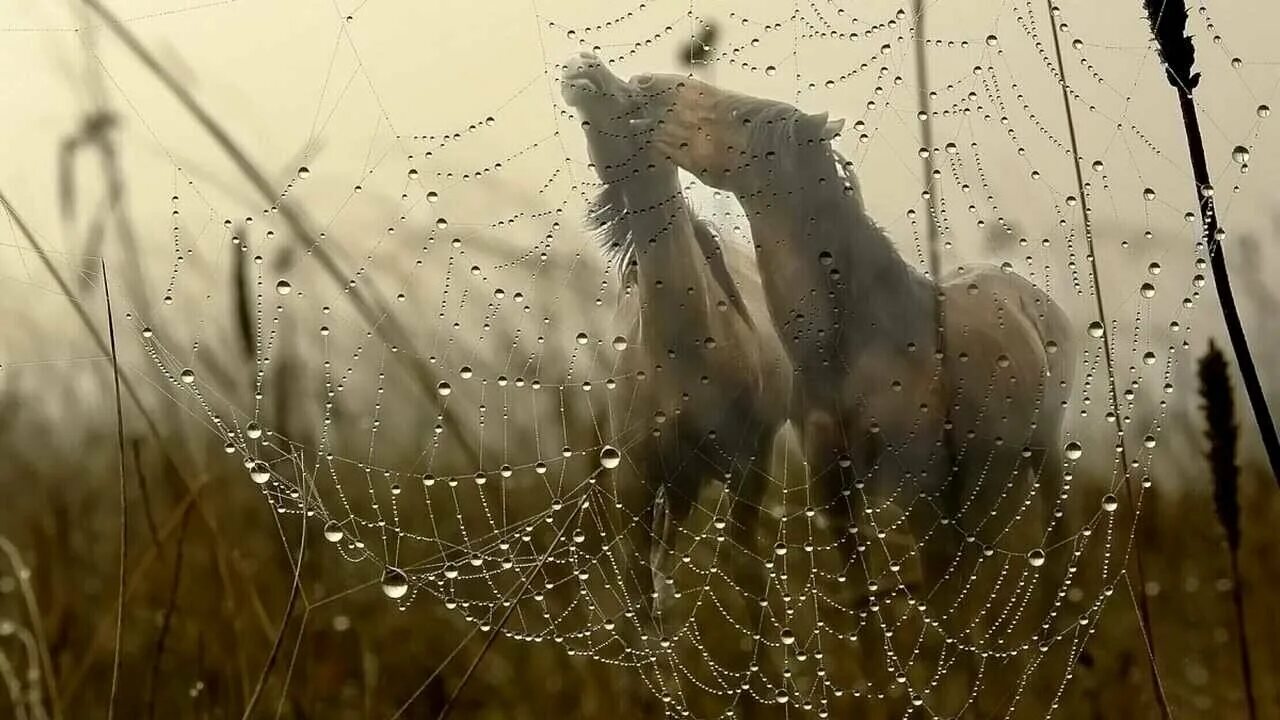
[102,259,129,720]
[1043,4,1172,717]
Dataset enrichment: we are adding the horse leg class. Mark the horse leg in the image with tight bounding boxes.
[723,436,776,720]
[649,479,696,630]
[803,412,860,584]
[727,438,771,604]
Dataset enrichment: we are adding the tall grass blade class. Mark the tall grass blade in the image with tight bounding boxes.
[101,260,129,720]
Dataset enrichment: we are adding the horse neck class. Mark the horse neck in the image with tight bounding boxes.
[623,187,718,352]
[738,150,933,359]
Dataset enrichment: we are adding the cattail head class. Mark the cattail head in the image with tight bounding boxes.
[1143,0,1200,91]
[1199,341,1241,552]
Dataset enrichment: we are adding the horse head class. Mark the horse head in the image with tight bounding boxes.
[621,73,845,197]
[561,52,676,187]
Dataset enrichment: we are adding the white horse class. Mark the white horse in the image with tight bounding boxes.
[562,53,792,620]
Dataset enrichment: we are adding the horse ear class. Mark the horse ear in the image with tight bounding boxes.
[801,112,844,142]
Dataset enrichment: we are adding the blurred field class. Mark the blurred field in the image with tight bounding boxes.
[1,323,1279,718]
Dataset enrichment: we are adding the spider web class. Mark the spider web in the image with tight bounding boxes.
[4,0,1277,716]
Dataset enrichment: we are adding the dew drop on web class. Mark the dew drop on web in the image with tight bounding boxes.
[381,567,409,599]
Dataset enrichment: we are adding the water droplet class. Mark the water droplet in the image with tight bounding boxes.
[1231,145,1250,164]
[1065,441,1083,460]
[408,168,420,180]
[575,332,590,345]
[1142,187,1157,201]
[1101,494,1119,512]
[765,65,778,76]
[249,461,271,484]
[296,166,311,179]
[436,381,452,396]
[773,542,788,556]
[985,34,999,47]
[1027,548,1046,567]
[246,422,263,439]
[1258,104,1271,118]
[1087,321,1104,338]
[381,567,410,599]
[612,335,629,351]
[599,445,621,469]
[275,279,292,295]
[180,368,196,384]
[323,521,343,542]
[780,628,796,644]
[1140,282,1156,298]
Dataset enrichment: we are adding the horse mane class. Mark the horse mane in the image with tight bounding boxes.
[589,173,755,329]
[589,182,636,282]
[724,90,937,337]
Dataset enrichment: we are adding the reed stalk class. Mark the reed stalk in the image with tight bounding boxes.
[1142,0,1280,486]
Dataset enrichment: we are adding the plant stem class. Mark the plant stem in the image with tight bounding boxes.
[1043,4,1172,717]
[1175,93,1280,485]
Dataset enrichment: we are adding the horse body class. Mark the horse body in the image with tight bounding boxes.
[562,54,790,616]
